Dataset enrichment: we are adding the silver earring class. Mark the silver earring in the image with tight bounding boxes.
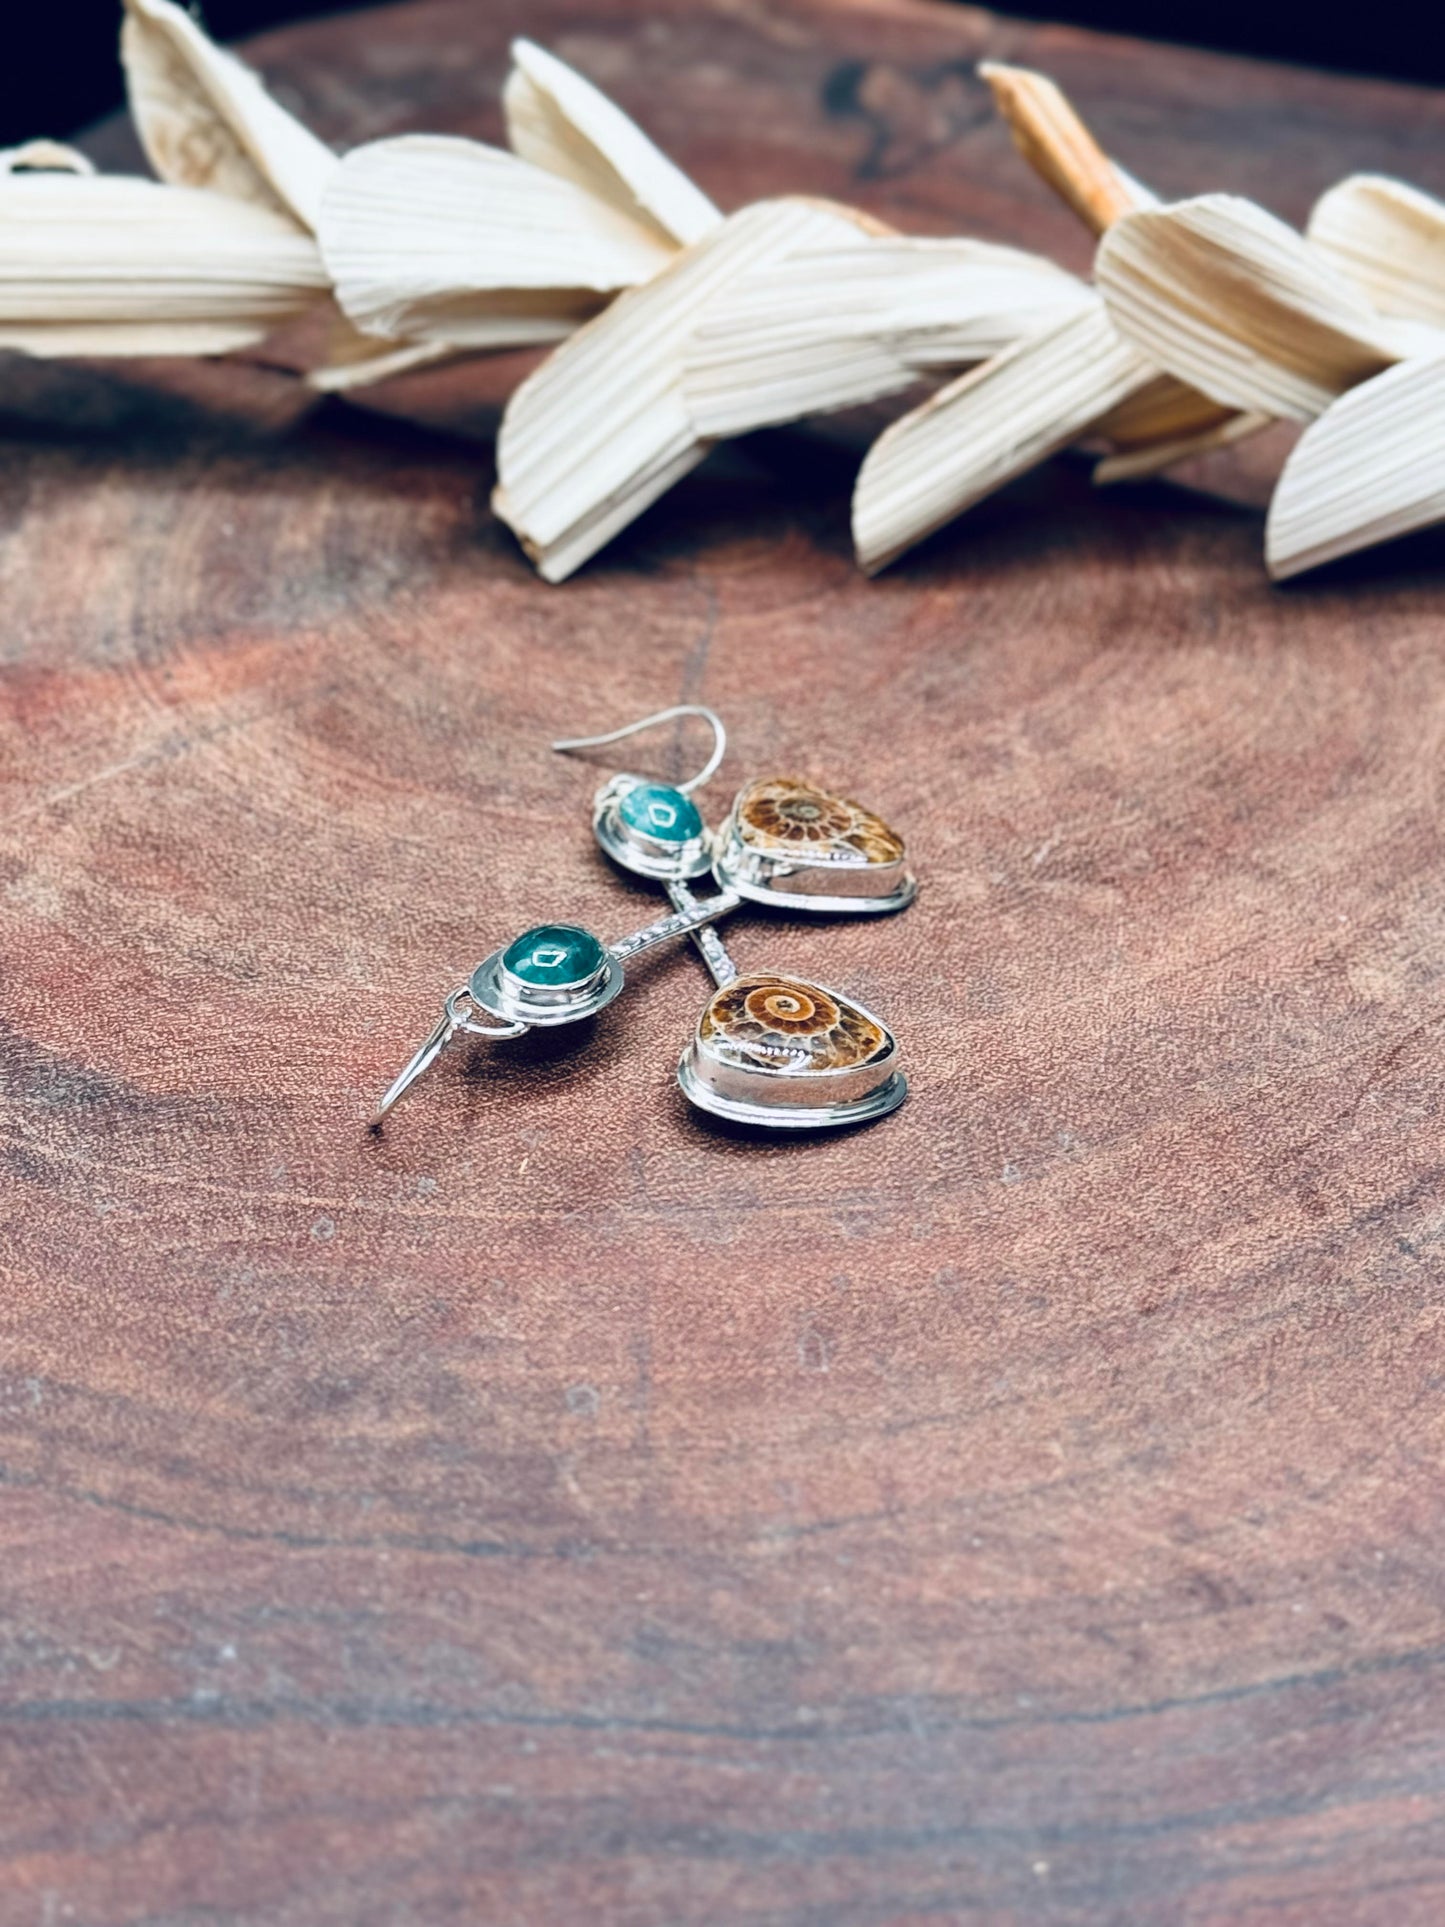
[554,707,915,1132]
[371,883,737,1126]
[553,703,723,886]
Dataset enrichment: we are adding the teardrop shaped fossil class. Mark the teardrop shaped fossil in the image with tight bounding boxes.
[713,777,915,914]
[679,974,906,1129]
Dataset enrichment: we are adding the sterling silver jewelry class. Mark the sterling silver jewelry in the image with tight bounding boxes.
[553,703,723,885]
[372,893,737,1123]
[554,707,915,1132]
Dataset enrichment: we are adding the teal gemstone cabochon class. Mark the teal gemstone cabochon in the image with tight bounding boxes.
[617,782,703,844]
[502,924,606,988]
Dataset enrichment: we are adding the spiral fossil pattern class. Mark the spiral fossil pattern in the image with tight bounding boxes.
[698,975,889,1073]
[736,776,905,866]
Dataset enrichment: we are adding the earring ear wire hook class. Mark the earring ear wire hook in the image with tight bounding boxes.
[551,704,726,794]
[372,986,527,1124]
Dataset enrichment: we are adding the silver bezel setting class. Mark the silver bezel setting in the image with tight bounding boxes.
[677,1055,908,1130]
[676,979,907,1131]
[469,935,625,1028]
[594,775,715,882]
[711,815,917,916]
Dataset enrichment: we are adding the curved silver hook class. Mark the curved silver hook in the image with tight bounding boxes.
[551,704,726,795]
[372,986,526,1125]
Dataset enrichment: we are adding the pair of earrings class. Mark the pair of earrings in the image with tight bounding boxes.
[374,707,916,1132]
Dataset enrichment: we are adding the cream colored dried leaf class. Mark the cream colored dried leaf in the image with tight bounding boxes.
[1266,352,1445,577]
[1308,175,1445,328]
[122,0,335,229]
[0,173,325,357]
[1097,194,1412,420]
[852,300,1156,573]
[495,197,875,582]
[977,61,1154,235]
[1094,408,1272,484]
[0,141,95,176]
[1090,373,1232,449]
[306,313,462,392]
[977,62,1271,488]
[319,134,677,349]
[1088,374,1269,481]
[504,38,720,249]
[682,235,1095,438]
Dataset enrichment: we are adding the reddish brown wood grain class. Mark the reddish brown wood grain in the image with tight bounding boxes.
[2,1,1445,1921]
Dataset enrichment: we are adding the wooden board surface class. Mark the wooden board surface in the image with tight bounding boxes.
[4,1,1445,1919]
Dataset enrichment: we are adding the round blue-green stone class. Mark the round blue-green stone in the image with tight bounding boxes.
[502,923,605,988]
[617,782,702,844]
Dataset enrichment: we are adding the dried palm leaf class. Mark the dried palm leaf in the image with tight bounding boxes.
[980,64,1289,488]
[1096,194,1416,420]
[1307,175,1445,327]
[841,60,1248,569]
[682,235,1095,438]
[121,0,335,231]
[1094,407,1271,484]
[0,173,326,358]
[978,61,1152,235]
[504,38,721,249]
[1089,375,1268,482]
[852,301,1154,573]
[1266,351,1445,577]
[495,198,876,581]
[122,0,445,387]
[318,134,675,350]
[0,141,95,176]
[1089,373,1234,448]
[305,316,461,392]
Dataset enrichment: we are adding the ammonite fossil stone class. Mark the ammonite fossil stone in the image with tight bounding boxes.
[735,776,905,866]
[698,975,889,1074]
